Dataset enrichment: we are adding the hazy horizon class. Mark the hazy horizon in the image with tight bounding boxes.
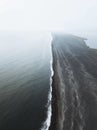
[0,0,97,32]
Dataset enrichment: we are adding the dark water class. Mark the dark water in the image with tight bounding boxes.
[0,32,51,130]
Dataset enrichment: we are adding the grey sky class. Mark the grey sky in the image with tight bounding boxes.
[0,0,97,31]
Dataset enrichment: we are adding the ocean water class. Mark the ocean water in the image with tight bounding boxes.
[0,32,52,130]
[72,32,97,48]
[84,33,97,49]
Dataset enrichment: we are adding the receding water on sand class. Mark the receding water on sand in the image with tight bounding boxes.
[41,36,54,130]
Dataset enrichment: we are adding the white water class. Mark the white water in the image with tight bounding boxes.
[41,36,54,130]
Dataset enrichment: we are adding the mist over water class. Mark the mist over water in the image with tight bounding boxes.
[0,32,52,130]
[71,32,97,48]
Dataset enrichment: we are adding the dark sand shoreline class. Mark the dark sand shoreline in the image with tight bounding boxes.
[49,34,97,130]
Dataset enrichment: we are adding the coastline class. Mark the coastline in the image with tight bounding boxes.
[49,36,65,130]
[41,38,53,130]
[49,34,97,130]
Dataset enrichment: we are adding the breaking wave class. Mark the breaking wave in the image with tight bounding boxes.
[41,39,54,130]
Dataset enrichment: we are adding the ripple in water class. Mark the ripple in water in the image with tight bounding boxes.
[0,31,52,130]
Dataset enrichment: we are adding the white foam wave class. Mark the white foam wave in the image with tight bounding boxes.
[40,38,54,130]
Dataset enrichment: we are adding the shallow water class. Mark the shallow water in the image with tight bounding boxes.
[0,32,52,130]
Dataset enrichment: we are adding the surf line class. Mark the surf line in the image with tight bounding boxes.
[41,38,54,130]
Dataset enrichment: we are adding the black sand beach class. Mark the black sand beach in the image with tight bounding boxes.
[49,34,97,130]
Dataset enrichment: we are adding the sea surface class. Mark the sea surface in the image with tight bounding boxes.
[72,32,97,48]
[0,32,52,130]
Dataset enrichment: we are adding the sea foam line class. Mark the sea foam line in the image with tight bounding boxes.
[40,39,54,130]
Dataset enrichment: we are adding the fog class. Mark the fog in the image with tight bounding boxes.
[0,0,97,31]
[0,0,97,48]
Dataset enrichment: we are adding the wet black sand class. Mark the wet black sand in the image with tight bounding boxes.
[49,34,97,130]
